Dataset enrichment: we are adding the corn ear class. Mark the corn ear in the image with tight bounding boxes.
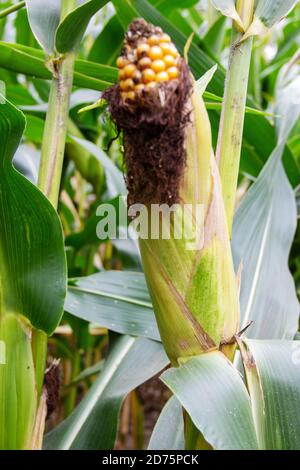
[139,83,240,364]
[104,19,240,365]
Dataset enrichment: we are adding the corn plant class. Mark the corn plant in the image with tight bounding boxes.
[0,0,299,451]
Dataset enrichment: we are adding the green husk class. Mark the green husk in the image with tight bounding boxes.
[139,83,240,364]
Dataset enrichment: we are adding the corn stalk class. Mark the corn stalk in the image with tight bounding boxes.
[216,0,255,234]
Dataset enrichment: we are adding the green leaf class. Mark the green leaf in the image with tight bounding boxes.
[25,0,61,53]
[203,15,227,57]
[232,144,299,340]
[0,42,117,91]
[55,0,109,54]
[148,396,184,450]
[0,96,66,334]
[210,0,243,30]
[65,271,160,341]
[0,314,37,450]
[232,73,300,340]
[241,339,300,450]
[255,0,299,28]
[24,114,44,143]
[44,335,168,449]
[69,136,126,197]
[161,352,259,450]
[88,14,123,66]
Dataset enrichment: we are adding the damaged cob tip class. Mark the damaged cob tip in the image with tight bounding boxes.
[117,22,180,102]
[103,18,192,207]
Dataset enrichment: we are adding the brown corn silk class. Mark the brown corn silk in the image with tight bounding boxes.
[104,19,240,364]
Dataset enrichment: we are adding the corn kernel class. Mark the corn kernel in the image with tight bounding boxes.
[118,69,126,80]
[133,70,142,83]
[135,84,145,93]
[160,42,173,55]
[127,91,136,100]
[138,57,152,70]
[145,81,157,90]
[160,33,171,43]
[149,46,163,61]
[137,43,151,57]
[124,64,136,78]
[142,68,156,83]
[151,59,166,73]
[169,44,179,58]
[156,71,169,82]
[163,54,176,68]
[167,66,179,79]
[148,35,160,46]
[121,92,128,100]
[120,78,134,91]
[117,56,127,68]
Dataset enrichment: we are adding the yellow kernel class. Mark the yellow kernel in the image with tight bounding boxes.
[169,44,179,58]
[142,68,156,83]
[126,91,135,100]
[137,43,150,57]
[149,45,163,61]
[160,42,172,55]
[156,71,169,82]
[117,56,127,68]
[118,69,126,80]
[120,78,134,91]
[160,33,171,43]
[124,63,136,78]
[167,66,179,79]
[135,83,145,93]
[145,81,157,90]
[132,69,142,83]
[121,92,128,100]
[148,35,160,46]
[138,57,152,70]
[151,59,165,73]
[163,54,175,68]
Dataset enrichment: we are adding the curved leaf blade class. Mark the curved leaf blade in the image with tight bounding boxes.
[254,0,299,28]
[44,335,168,450]
[232,73,300,340]
[161,352,259,450]
[25,0,61,53]
[148,396,184,450]
[0,97,66,334]
[65,271,160,341]
[241,339,300,450]
[55,0,109,54]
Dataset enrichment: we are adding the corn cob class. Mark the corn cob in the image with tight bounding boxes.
[104,19,240,365]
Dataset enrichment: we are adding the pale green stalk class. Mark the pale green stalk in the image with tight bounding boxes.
[216,0,255,235]
[34,0,77,400]
[0,1,25,19]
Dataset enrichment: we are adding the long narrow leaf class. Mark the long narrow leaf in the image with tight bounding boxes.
[65,271,160,341]
[241,339,300,450]
[161,352,259,450]
[148,396,184,450]
[44,335,168,450]
[0,96,66,334]
[55,0,109,53]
